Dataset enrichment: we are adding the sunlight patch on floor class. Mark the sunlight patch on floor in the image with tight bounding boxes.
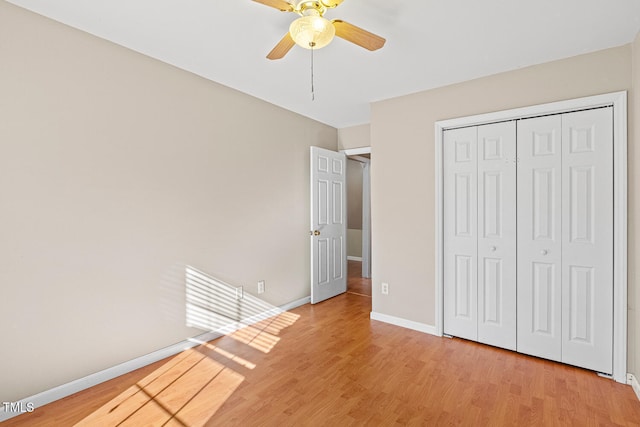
[228,325,281,353]
[74,348,244,427]
[73,309,301,426]
[72,265,304,426]
[204,343,257,370]
[227,311,301,353]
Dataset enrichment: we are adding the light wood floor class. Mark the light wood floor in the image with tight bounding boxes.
[6,266,640,426]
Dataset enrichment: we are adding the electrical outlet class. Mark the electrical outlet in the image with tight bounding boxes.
[236,286,244,299]
[258,280,265,294]
[381,282,389,295]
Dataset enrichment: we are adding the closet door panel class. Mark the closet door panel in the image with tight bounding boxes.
[477,121,516,350]
[561,107,613,374]
[443,127,478,341]
[517,115,562,361]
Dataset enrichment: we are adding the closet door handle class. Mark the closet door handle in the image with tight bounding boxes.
[490,246,497,252]
[541,249,548,255]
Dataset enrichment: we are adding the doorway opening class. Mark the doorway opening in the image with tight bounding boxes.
[344,147,371,297]
[309,145,372,303]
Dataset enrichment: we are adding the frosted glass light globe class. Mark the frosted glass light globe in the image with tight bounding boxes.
[289,15,335,49]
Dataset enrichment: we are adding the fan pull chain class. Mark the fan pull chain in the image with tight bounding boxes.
[310,42,315,101]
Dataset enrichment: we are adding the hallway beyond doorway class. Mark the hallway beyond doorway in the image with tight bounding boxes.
[348,260,371,297]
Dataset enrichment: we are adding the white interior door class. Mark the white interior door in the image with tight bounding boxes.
[310,146,347,304]
[517,115,563,361]
[476,121,517,350]
[443,127,478,341]
[561,107,613,374]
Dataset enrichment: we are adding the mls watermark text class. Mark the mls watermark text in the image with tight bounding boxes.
[2,401,35,413]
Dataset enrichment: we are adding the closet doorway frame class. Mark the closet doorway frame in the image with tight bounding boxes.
[434,91,628,383]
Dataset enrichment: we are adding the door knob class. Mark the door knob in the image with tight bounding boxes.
[541,249,548,255]
[310,230,320,236]
[490,246,497,252]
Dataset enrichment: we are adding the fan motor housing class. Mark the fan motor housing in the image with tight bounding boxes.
[295,1,326,16]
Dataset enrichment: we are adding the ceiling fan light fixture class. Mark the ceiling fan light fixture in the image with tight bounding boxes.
[289,15,335,49]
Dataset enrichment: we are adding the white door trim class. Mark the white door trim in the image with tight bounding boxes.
[434,91,627,383]
[342,147,371,156]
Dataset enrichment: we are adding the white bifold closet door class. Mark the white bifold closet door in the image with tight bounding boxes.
[517,107,613,374]
[443,126,478,342]
[444,121,517,350]
[516,115,563,361]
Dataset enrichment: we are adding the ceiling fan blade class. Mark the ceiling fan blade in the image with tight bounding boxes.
[332,20,386,51]
[253,0,293,12]
[267,33,296,60]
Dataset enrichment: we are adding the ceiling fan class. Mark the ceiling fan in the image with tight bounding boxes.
[253,0,386,60]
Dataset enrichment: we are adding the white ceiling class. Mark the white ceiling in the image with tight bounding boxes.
[7,0,640,128]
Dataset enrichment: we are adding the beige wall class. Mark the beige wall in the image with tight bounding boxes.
[630,31,640,379]
[370,46,632,348]
[0,2,336,402]
[347,229,363,258]
[347,159,364,258]
[347,159,363,230]
[338,124,370,151]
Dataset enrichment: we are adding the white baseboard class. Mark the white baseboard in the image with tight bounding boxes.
[370,311,439,336]
[628,373,640,402]
[347,256,362,261]
[0,296,310,422]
